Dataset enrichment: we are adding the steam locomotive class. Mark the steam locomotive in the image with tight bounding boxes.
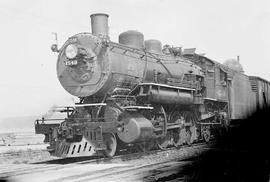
[35,13,270,158]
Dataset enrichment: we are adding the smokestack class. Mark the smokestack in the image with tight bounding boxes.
[90,13,109,37]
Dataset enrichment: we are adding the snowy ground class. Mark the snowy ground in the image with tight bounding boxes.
[0,132,54,164]
[0,132,44,146]
[0,144,48,154]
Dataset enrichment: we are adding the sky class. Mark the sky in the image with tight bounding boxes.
[0,0,269,120]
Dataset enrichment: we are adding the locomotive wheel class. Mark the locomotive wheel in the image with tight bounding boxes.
[172,130,180,147]
[157,134,170,150]
[178,128,187,146]
[170,110,198,146]
[182,111,197,145]
[185,129,192,145]
[151,105,168,135]
[137,140,156,152]
[202,126,211,142]
[169,111,184,124]
[144,105,167,135]
[169,110,184,147]
[189,125,197,144]
[103,133,117,158]
[176,128,193,146]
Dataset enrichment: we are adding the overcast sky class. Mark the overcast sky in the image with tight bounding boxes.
[0,0,269,120]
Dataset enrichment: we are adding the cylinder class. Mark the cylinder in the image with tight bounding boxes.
[117,115,154,143]
[90,13,109,36]
[119,30,144,49]
[145,39,162,54]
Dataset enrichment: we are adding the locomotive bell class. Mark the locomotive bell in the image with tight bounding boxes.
[90,13,109,37]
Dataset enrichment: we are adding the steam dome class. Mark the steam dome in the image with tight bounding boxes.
[119,30,144,49]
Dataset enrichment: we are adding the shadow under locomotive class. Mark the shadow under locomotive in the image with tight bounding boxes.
[145,107,270,182]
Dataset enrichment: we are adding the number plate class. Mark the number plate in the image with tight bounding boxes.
[65,60,78,66]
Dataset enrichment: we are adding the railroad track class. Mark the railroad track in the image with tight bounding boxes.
[2,156,194,182]
[0,141,214,181]
[37,141,214,164]
[43,159,191,182]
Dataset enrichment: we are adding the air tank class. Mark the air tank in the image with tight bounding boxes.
[119,30,144,49]
[145,39,162,54]
[90,13,109,36]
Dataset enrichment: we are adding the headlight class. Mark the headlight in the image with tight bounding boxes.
[65,44,78,59]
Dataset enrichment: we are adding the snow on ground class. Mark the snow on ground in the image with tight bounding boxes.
[0,132,44,147]
[0,144,48,154]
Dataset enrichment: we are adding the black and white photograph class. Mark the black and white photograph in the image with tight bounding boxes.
[0,0,269,181]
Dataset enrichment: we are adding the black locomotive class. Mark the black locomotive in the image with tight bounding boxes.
[35,13,270,158]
